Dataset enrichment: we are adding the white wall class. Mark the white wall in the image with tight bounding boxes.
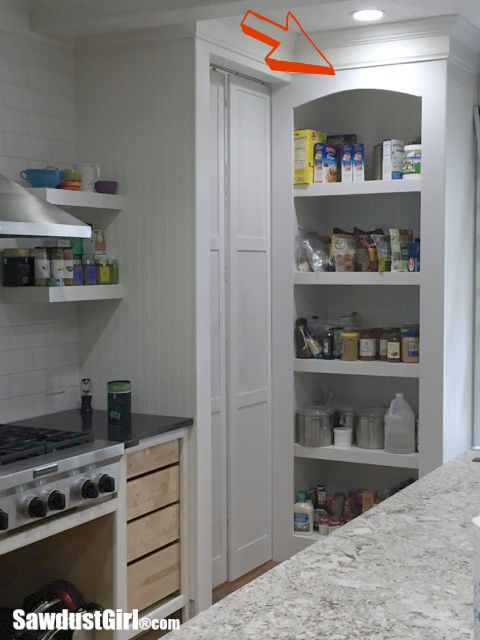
[0,0,80,422]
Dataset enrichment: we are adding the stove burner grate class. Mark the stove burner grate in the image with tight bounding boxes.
[0,425,93,465]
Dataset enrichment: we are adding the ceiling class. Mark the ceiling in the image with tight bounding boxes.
[28,0,480,38]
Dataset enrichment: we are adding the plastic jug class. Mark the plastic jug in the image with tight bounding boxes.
[384,393,416,454]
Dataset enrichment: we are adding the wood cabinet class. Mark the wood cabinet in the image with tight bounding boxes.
[126,439,181,612]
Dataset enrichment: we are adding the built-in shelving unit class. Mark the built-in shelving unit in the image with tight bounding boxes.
[29,188,123,211]
[294,272,421,286]
[2,285,124,303]
[294,179,421,198]
[294,444,419,469]
[294,358,420,378]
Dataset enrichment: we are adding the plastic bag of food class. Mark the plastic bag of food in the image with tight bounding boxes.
[355,234,377,272]
[390,229,413,272]
[371,234,391,272]
[332,234,356,272]
[296,230,329,272]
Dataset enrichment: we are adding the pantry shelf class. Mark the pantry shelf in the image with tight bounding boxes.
[2,285,124,303]
[294,443,419,469]
[29,188,124,210]
[294,358,420,378]
[294,179,421,198]
[294,272,421,286]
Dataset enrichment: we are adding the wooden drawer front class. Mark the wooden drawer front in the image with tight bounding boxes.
[127,465,179,521]
[127,503,180,563]
[127,440,179,479]
[128,542,180,612]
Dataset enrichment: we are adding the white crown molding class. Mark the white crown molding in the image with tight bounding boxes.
[74,22,196,51]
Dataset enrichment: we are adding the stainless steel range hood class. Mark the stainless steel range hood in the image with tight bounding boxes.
[0,174,91,238]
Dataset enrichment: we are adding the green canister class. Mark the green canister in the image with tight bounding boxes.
[108,380,132,426]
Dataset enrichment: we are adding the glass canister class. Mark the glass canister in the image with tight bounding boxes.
[387,331,402,363]
[34,247,50,286]
[356,408,386,449]
[296,406,333,447]
[3,249,34,286]
[109,260,119,284]
[402,330,420,363]
[341,331,359,361]
[359,329,377,361]
[96,258,110,285]
[49,247,64,286]
[83,258,97,285]
[63,248,74,286]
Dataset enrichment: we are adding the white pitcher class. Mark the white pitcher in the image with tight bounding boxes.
[74,163,100,191]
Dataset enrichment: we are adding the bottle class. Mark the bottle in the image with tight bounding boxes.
[387,331,401,363]
[384,393,416,454]
[323,328,334,360]
[293,491,314,535]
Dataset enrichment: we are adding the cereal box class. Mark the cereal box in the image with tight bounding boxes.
[322,144,337,183]
[293,129,326,184]
[313,143,325,183]
[341,145,353,183]
[352,144,365,182]
[382,139,404,180]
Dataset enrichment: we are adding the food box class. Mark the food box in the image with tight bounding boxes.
[294,129,326,184]
[352,144,365,182]
[382,139,405,180]
[341,145,353,183]
[313,143,325,183]
[322,144,337,183]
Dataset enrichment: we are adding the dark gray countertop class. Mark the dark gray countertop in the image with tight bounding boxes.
[13,409,193,449]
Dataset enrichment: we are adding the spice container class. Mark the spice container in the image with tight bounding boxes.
[341,331,359,361]
[34,247,50,287]
[93,228,106,253]
[334,426,353,447]
[109,259,119,285]
[378,329,390,361]
[108,379,132,427]
[387,331,401,363]
[402,330,420,363]
[356,409,386,449]
[49,247,64,286]
[83,258,97,285]
[96,258,110,285]
[3,249,34,286]
[359,329,376,361]
[70,237,83,257]
[63,248,74,286]
[296,406,333,447]
[73,259,83,285]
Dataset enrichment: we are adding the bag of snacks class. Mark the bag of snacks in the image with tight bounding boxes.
[332,234,356,272]
[371,234,391,272]
[296,230,329,272]
[390,229,413,272]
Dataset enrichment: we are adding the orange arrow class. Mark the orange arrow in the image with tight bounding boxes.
[240,10,335,75]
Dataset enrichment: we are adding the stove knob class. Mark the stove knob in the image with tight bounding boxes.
[48,490,66,511]
[0,510,8,530]
[27,497,47,519]
[81,480,99,500]
[98,474,115,494]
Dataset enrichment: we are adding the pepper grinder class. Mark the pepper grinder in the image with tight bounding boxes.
[80,378,93,422]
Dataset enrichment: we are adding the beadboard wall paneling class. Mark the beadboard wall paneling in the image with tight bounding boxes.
[443,60,476,458]
[0,1,79,423]
[75,38,196,417]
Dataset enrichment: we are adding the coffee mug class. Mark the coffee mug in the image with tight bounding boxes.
[74,163,101,191]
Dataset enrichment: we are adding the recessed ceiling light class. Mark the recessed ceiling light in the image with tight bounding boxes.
[351,9,385,22]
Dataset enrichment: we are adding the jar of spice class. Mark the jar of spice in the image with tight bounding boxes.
[49,247,64,286]
[359,329,377,361]
[73,258,83,286]
[96,258,110,285]
[109,260,119,285]
[387,331,402,363]
[83,258,97,285]
[341,331,359,361]
[378,329,390,361]
[63,248,74,286]
[34,247,50,287]
[402,330,420,363]
[3,249,34,287]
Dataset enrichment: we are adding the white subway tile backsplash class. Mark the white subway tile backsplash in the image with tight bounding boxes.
[0,18,80,424]
[11,370,46,397]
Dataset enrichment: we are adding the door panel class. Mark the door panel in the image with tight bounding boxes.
[210,71,227,588]
[228,76,272,581]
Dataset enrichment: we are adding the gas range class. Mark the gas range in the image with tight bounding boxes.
[0,423,124,535]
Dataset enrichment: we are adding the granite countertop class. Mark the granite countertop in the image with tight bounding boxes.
[13,409,193,448]
[171,451,480,640]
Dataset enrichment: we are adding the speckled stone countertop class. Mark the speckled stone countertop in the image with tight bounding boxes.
[172,451,480,640]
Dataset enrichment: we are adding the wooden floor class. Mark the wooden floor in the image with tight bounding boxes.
[212,560,279,604]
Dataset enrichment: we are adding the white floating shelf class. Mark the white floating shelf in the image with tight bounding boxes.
[29,188,124,210]
[294,358,420,378]
[294,179,421,198]
[294,272,421,286]
[294,443,419,469]
[2,285,124,303]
